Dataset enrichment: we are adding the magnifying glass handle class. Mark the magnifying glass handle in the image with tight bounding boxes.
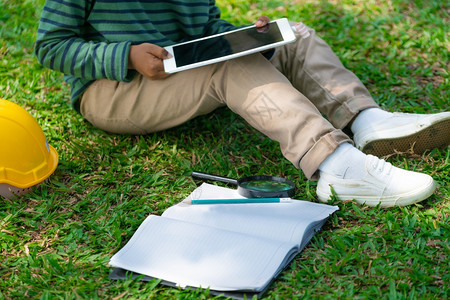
[191,171,238,186]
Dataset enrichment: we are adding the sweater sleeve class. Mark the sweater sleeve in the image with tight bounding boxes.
[34,0,133,82]
[203,0,240,36]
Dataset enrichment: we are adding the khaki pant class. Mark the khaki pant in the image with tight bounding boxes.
[80,27,378,180]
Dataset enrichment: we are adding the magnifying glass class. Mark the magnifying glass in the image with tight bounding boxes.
[191,171,296,198]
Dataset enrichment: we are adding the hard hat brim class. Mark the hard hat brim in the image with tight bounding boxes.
[0,144,59,189]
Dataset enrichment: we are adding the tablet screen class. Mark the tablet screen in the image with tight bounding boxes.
[173,23,283,67]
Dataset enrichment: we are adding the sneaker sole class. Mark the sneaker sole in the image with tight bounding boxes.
[360,118,450,157]
[317,179,436,208]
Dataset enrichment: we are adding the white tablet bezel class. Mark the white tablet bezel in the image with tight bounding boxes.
[163,18,296,73]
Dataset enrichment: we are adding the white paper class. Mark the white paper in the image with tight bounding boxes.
[165,183,338,246]
[109,215,297,291]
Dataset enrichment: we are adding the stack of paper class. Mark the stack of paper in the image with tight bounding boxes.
[109,183,338,299]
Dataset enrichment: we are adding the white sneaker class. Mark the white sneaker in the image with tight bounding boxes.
[353,111,450,156]
[316,155,436,207]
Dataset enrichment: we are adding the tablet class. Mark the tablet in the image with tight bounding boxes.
[163,18,296,73]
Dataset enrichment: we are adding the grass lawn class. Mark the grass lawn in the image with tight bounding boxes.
[1,0,449,299]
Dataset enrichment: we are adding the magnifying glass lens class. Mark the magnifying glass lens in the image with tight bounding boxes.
[240,180,292,192]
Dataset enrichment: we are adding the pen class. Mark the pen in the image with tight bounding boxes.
[184,198,290,205]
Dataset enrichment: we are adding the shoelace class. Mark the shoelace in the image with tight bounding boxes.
[368,155,393,175]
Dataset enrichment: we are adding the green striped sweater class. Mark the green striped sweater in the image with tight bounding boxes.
[34,0,237,111]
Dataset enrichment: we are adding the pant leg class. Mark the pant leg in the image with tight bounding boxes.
[80,54,351,180]
[80,69,226,134]
[270,24,379,129]
[207,54,351,180]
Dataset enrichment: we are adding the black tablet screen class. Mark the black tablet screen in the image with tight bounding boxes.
[173,23,283,67]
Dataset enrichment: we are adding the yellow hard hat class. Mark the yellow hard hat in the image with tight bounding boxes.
[0,98,58,189]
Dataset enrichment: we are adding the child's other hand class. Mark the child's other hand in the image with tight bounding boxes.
[128,43,172,80]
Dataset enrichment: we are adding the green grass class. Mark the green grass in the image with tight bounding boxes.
[1,0,449,299]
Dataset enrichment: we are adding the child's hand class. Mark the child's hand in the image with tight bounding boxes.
[128,43,172,80]
[255,16,270,33]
